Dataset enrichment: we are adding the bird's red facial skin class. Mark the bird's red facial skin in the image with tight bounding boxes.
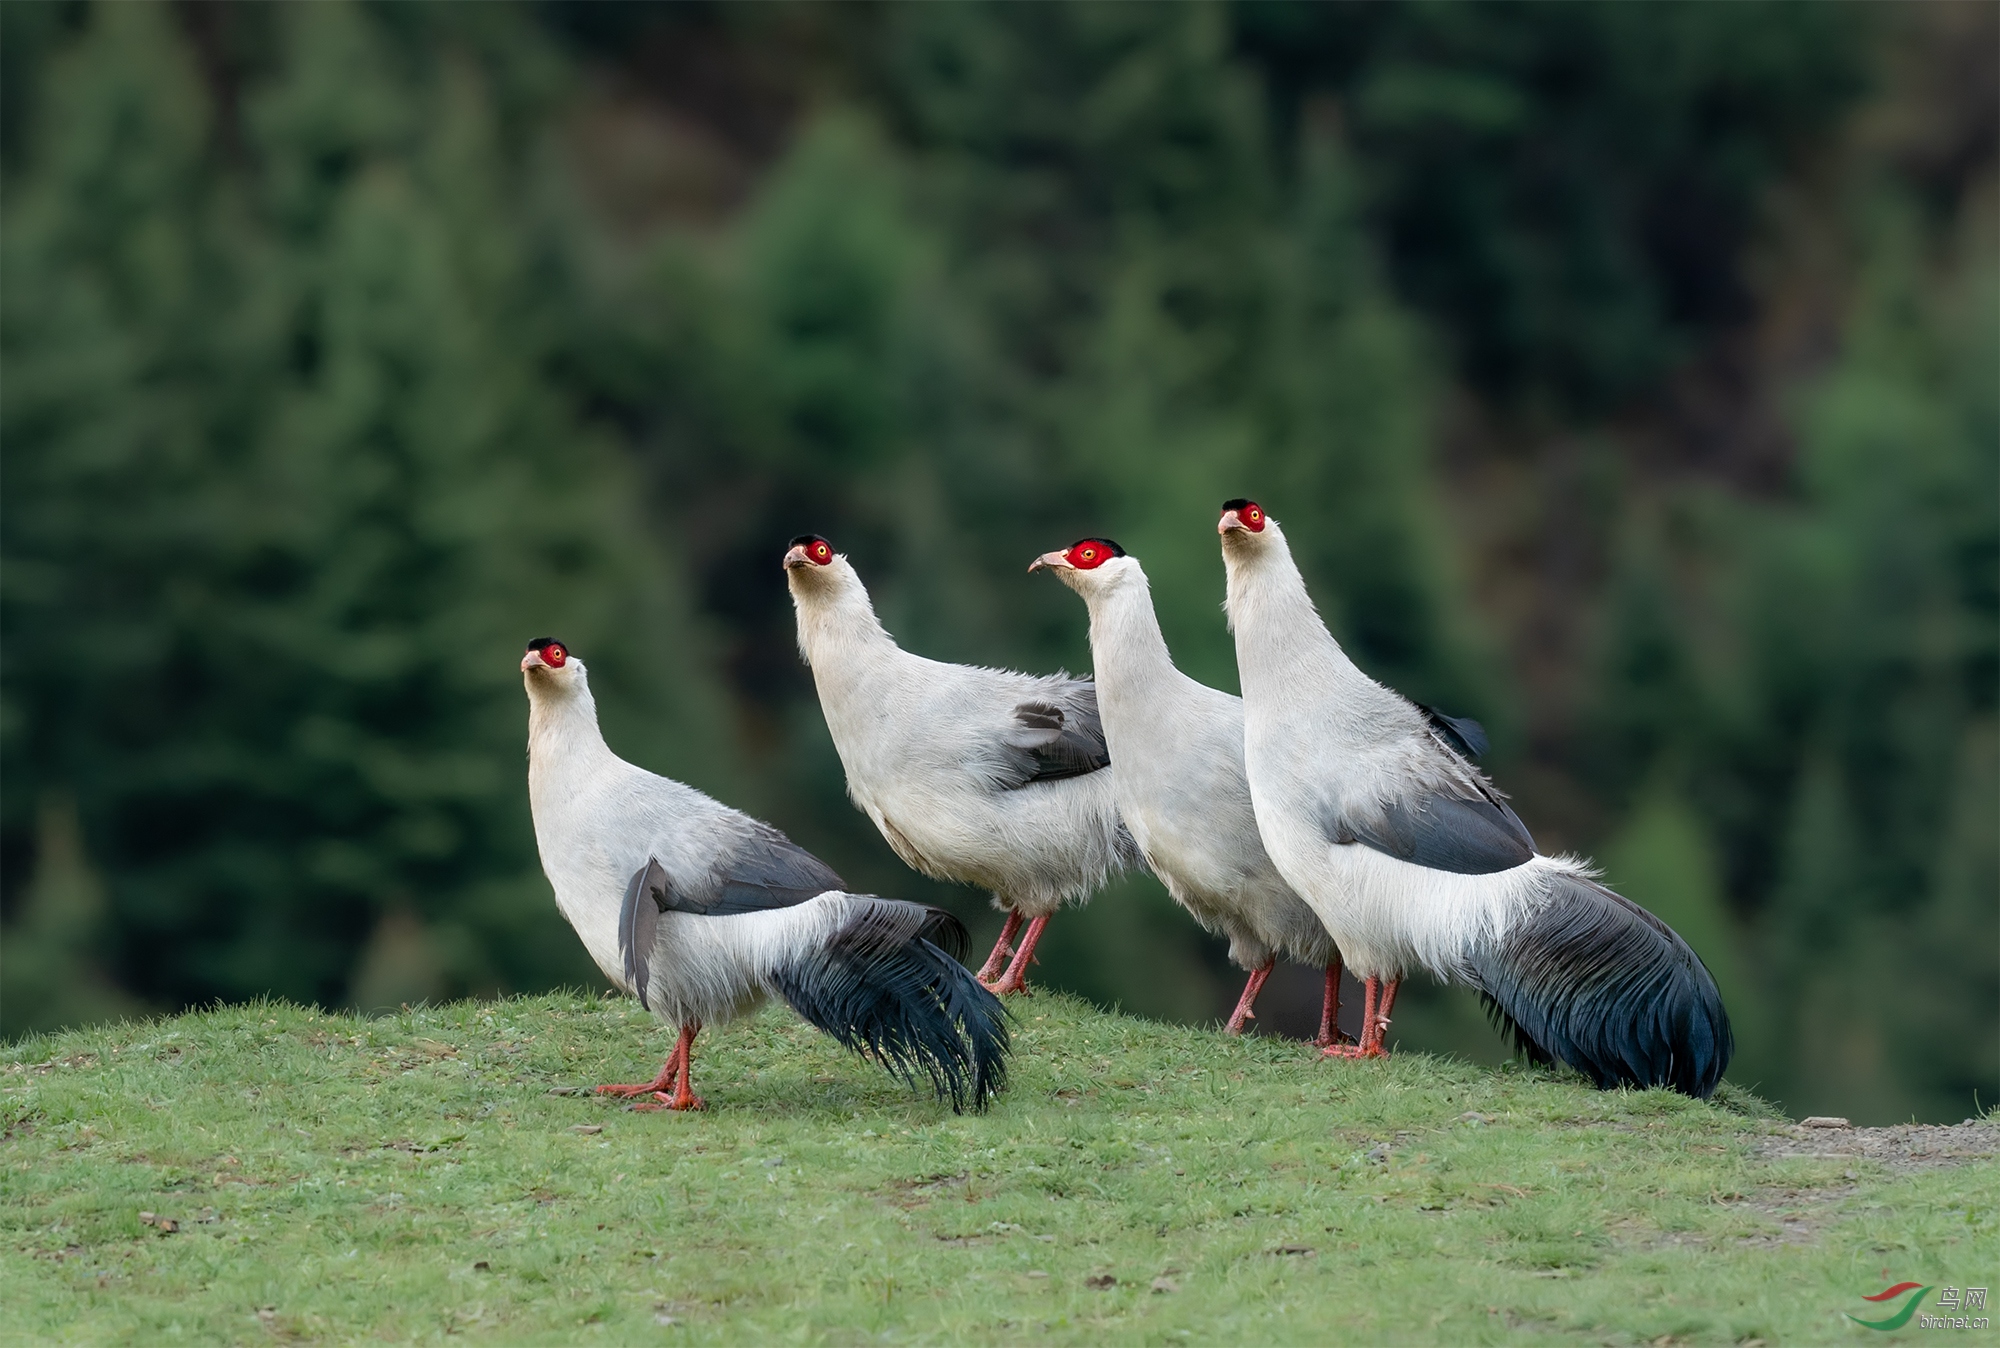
[783,536,836,571]
[1066,541,1114,570]
[540,643,567,668]
[1234,503,1266,532]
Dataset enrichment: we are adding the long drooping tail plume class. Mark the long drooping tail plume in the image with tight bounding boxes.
[1470,872,1732,1098]
[771,899,1011,1112]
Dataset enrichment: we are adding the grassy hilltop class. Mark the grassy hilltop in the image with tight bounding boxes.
[4,993,1995,1344]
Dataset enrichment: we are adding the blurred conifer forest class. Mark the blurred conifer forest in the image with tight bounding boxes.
[2,1,1993,1125]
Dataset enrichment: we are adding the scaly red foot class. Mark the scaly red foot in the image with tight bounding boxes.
[1224,962,1274,1035]
[982,913,1049,996]
[595,1060,678,1098]
[615,1023,702,1109]
[1321,974,1397,1059]
[631,1086,704,1112]
[1321,1041,1388,1060]
[974,911,1024,984]
[1313,961,1355,1049]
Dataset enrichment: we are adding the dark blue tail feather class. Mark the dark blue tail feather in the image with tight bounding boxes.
[1470,873,1732,1098]
[770,900,1010,1113]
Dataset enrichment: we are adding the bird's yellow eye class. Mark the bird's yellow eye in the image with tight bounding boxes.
[1065,538,1120,569]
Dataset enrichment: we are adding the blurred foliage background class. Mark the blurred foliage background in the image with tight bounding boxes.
[2,1,1992,1126]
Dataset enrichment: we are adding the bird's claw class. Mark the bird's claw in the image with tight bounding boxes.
[595,1081,670,1098]
[983,913,1046,996]
[1321,1042,1387,1060]
[631,1091,705,1112]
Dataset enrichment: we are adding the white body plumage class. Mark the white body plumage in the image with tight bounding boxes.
[528,653,875,1028]
[525,641,1012,1112]
[1222,516,1569,980]
[787,551,1135,918]
[1219,507,1732,1097]
[1043,549,1335,972]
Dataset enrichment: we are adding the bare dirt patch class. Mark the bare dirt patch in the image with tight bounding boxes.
[1626,1123,1998,1251]
[1719,1121,2000,1247]
[1751,1120,2000,1171]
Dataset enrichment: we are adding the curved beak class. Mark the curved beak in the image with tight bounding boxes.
[1218,509,1246,534]
[520,651,542,672]
[1027,550,1072,575]
[782,544,811,570]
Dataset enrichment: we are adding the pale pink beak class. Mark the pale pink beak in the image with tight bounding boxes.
[783,544,811,570]
[1027,549,1072,574]
[1219,509,1246,534]
[521,651,543,672]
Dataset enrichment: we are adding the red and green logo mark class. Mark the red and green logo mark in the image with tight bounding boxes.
[1848,1283,1932,1331]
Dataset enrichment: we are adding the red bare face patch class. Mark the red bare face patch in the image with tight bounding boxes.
[1221,499,1266,532]
[1064,538,1123,570]
[526,638,568,668]
[789,535,835,566]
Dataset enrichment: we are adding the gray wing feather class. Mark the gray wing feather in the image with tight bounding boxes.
[994,684,1110,789]
[619,858,667,1011]
[1330,786,1534,875]
[708,824,846,912]
[642,826,845,919]
[1417,705,1489,759]
[618,832,841,1011]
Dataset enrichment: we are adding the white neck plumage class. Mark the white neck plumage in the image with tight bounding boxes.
[1081,564,1177,694]
[1223,520,1370,703]
[526,670,617,786]
[790,559,898,675]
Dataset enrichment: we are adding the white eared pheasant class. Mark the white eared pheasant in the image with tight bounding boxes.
[1030,537,1350,1045]
[522,637,1008,1111]
[784,535,1140,996]
[1215,502,1732,1097]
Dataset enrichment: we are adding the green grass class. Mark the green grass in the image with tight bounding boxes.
[4,993,1995,1344]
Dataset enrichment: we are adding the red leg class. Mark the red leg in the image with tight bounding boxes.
[985,914,1049,996]
[1372,977,1401,1052]
[1314,960,1353,1049]
[632,1022,704,1111]
[975,911,1024,984]
[1224,962,1275,1035]
[595,1043,682,1099]
[1324,974,1390,1059]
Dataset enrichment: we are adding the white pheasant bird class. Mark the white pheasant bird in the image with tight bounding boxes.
[523,636,1009,1111]
[1030,536,1350,1044]
[784,535,1140,995]
[1217,500,1731,1096]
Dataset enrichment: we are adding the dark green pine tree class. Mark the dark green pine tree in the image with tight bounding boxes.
[0,2,732,1033]
[1747,195,1998,1121]
[1578,168,1997,1122]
